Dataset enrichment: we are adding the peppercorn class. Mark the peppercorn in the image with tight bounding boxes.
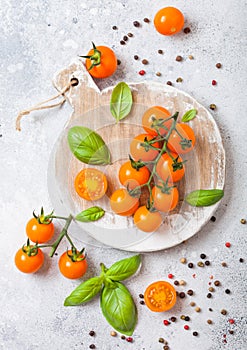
[140,300,145,305]
[133,21,140,27]
[229,330,234,334]
[180,257,186,264]
[210,216,216,222]
[214,280,220,286]
[209,308,213,312]
[179,292,186,299]
[142,59,148,65]
[89,345,96,349]
[221,262,227,267]
[163,320,170,326]
[170,316,176,322]
[112,25,118,30]
[139,293,144,299]
[225,242,231,248]
[229,319,235,324]
[193,331,198,336]
[195,306,201,312]
[187,289,194,296]
[158,49,163,54]
[143,18,150,23]
[110,331,117,337]
[166,81,172,86]
[208,287,214,292]
[216,63,222,69]
[183,27,191,34]
[205,260,210,266]
[139,70,146,76]
[210,104,217,110]
[184,325,189,330]
[188,262,194,268]
[89,331,95,336]
[185,316,190,321]
[207,319,213,324]
[173,280,179,286]
[240,218,246,224]
[221,309,227,315]
[179,280,186,286]
[163,346,169,350]
[212,80,217,86]
[126,337,133,343]
[176,77,183,83]
[225,289,231,294]
[197,261,204,267]
[180,315,186,320]
[117,59,121,65]
[176,55,183,62]
[123,35,128,41]
[156,72,161,77]
[239,258,244,263]
[120,40,125,45]
[168,273,173,279]
[159,338,165,343]
[121,335,126,340]
[134,55,139,60]
[200,253,206,259]
[207,293,212,298]
[190,302,196,307]
[127,33,133,37]
[188,55,194,60]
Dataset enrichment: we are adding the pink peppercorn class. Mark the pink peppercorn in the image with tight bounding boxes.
[163,320,170,326]
[212,80,217,86]
[225,242,231,248]
[184,325,189,330]
[168,273,174,279]
[139,70,146,76]
[229,319,235,324]
[126,337,133,342]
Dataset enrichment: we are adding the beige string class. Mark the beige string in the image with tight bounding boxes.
[16,78,78,131]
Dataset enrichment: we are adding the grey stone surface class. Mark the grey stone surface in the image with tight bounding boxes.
[0,0,246,349]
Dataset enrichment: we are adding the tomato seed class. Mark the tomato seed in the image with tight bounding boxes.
[212,80,217,86]
[139,70,146,76]
[225,242,231,248]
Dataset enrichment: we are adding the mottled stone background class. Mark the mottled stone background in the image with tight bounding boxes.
[0,1,246,349]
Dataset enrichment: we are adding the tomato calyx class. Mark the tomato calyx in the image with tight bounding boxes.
[129,155,146,171]
[79,42,102,70]
[140,136,161,152]
[67,247,86,262]
[179,137,192,150]
[156,179,175,195]
[22,238,39,257]
[172,155,187,172]
[33,207,53,225]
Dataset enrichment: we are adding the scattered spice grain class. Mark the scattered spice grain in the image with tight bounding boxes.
[140,300,145,305]
[112,25,118,30]
[208,287,214,292]
[188,55,194,60]
[121,335,126,340]
[180,315,186,320]
[190,302,196,307]
[229,330,234,334]
[163,346,169,350]
[184,316,190,321]
[221,309,227,315]
[176,77,183,83]
[183,27,191,34]
[134,55,139,60]
[180,257,187,264]
[239,258,244,263]
[229,319,235,324]
[143,18,150,23]
[210,216,216,222]
[126,337,133,343]
[170,317,177,322]
[197,261,204,267]
[168,273,174,279]
[187,289,194,296]
[225,289,231,294]
[159,338,165,343]
[184,325,190,330]
[179,292,186,299]
[225,242,231,248]
[200,253,206,259]
[163,320,170,326]
[89,345,96,349]
[117,59,121,65]
[139,70,146,76]
[133,21,140,27]
[240,219,246,224]
[212,80,217,86]
[221,262,227,267]
[205,261,210,266]
[156,72,161,76]
[166,81,172,86]
[120,40,125,45]
[216,63,222,68]
[127,33,133,37]
[110,331,117,337]
[207,319,213,324]
[139,293,144,299]
[193,331,198,336]
[174,280,179,286]
[210,104,217,110]
[188,262,194,268]
[89,331,95,337]
[207,293,212,298]
[158,49,163,54]
[195,306,201,312]
[214,280,220,286]
[179,280,186,286]
[142,59,148,65]
[123,35,128,41]
[176,55,183,62]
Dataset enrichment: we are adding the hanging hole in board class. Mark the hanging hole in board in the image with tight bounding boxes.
[70,77,79,86]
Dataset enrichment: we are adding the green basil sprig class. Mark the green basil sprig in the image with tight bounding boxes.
[181,109,197,122]
[75,206,105,222]
[110,82,133,122]
[68,126,111,165]
[64,255,141,335]
[185,189,224,207]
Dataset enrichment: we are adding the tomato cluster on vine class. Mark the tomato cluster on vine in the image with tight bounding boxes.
[110,106,196,233]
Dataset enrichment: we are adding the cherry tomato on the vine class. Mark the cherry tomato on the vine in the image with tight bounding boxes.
[110,188,139,216]
[26,218,54,243]
[74,168,108,201]
[130,133,161,162]
[81,43,117,79]
[15,247,44,274]
[154,7,184,36]
[119,161,150,190]
[167,123,196,154]
[156,152,185,183]
[142,106,172,136]
[152,184,179,212]
[144,280,177,312]
[133,206,163,233]
[59,250,88,280]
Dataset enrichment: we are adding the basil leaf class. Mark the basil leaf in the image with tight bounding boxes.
[181,109,197,122]
[75,206,105,222]
[68,126,111,165]
[106,254,141,281]
[185,189,224,207]
[100,282,137,335]
[110,82,133,122]
[64,277,102,306]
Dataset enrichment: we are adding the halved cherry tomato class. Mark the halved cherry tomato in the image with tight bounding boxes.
[26,218,54,243]
[156,152,185,183]
[110,188,139,216]
[130,134,161,162]
[154,7,184,36]
[142,106,172,136]
[144,280,177,312]
[81,43,117,79]
[134,206,162,233]
[74,168,108,201]
[152,184,179,212]
[59,250,88,280]
[119,161,150,190]
[167,123,196,154]
[15,247,44,274]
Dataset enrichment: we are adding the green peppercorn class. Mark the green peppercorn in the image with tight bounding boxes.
[197,261,204,267]
[240,218,246,224]
[210,104,217,110]
[159,338,165,343]
[180,315,186,320]
[208,287,214,292]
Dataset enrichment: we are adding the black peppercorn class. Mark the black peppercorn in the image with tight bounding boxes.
[123,35,128,41]
[200,253,206,259]
[179,292,186,299]
[239,258,244,263]
[209,308,213,312]
[134,55,139,60]
[229,330,234,335]
[193,331,198,336]
[210,216,216,222]
[112,25,118,30]
[117,59,121,65]
[185,316,190,321]
[139,293,144,298]
[127,32,133,37]
[89,345,96,349]
[120,40,125,45]
[187,289,194,296]
[121,335,126,340]
[225,289,231,294]
[142,59,148,65]
[158,49,163,54]
[216,63,222,69]
[205,260,210,266]
[183,27,191,34]
[140,300,145,305]
[176,55,183,62]
[170,316,176,322]
[143,18,150,23]
[214,280,220,286]
[166,81,172,86]
[133,21,140,27]
[174,280,179,286]
[207,293,212,298]
[89,331,95,336]
[188,262,194,268]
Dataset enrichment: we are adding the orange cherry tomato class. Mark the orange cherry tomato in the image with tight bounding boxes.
[74,168,108,201]
[167,123,196,155]
[142,106,172,136]
[134,206,163,233]
[130,134,161,162]
[144,281,177,312]
[152,184,179,212]
[59,250,88,280]
[83,43,117,79]
[26,218,54,243]
[156,152,185,183]
[154,7,184,36]
[15,247,44,274]
[110,188,139,216]
[119,161,150,190]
